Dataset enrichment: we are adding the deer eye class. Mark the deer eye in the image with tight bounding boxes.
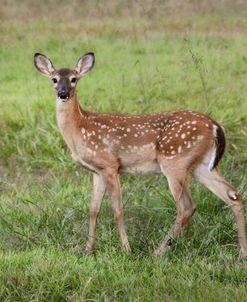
[52,78,58,84]
[71,77,77,83]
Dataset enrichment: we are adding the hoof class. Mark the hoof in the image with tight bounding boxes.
[74,245,94,256]
[123,245,131,255]
[153,242,171,257]
[240,249,247,260]
[153,250,163,257]
[84,246,94,256]
[153,247,166,257]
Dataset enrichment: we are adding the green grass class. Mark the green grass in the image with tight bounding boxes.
[1,1,247,301]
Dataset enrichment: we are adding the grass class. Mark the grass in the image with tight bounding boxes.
[1,1,247,301]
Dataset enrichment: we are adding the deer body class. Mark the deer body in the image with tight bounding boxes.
[34,52,247,258]
[56,95,216,176]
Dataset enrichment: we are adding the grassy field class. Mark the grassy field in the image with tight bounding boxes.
[1,1,247,301]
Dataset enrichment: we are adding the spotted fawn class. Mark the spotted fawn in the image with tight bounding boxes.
[34,52,247,258]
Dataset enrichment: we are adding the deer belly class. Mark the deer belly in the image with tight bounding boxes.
[121,160,161,175]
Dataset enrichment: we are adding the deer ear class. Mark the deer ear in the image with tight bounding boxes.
[75,52,95,77]
[34,53,55,76]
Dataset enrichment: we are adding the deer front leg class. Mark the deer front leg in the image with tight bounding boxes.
[85,173,106,254]
[102,169,131,253]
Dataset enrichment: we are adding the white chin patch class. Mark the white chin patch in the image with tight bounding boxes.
[57,96,70,102]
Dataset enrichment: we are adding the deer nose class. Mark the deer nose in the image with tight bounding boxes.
[58,90,69,99]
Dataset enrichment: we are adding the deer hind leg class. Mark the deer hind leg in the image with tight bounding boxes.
[85,173,106,254]
[154,169,196,256]
[194,165,247,259]
[102,169,131,253]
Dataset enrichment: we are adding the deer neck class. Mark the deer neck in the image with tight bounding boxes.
[56,92,88,150]
[56,92,85,130]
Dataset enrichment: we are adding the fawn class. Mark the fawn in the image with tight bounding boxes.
[34,52,247,258]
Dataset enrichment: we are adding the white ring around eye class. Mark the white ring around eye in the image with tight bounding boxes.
[51,76,59,85]
[70,77,77,87]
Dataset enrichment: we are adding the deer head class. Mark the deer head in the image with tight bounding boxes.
[34,52,95,101]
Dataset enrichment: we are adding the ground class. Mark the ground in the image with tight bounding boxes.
[0,1,247,301]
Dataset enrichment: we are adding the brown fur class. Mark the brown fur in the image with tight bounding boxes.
[34,52,247,258]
